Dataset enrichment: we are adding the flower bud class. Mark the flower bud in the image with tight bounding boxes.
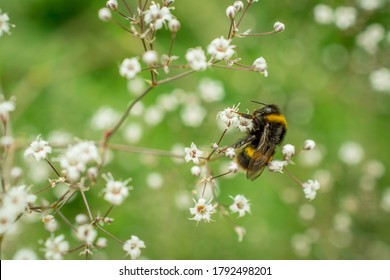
[273,21,285,33]
[226,5,236,19]
[106,0,118,11]
[168,19,181,33]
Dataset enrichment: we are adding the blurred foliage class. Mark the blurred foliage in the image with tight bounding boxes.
[1,0,390,259]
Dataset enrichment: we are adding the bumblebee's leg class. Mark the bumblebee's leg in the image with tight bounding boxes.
[235,112,253,119]
[231,134,256,149]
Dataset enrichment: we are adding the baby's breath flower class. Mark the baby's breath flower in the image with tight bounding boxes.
[91,106,120,130]
[189,198,216,224]
[44,219,59,233]
[273,21,285,33]
[76,224,98,244]
[338,141,364,165]
[3,185,37,215]
[123,235,146,260]
[228,162,239,173]
[168,18,180,32]
[229,195,251,218]
[216,104,240,128]
[119,57,141,80]
[369,68,390,92]
[303,139,316,150]
[302,179,320,201]
[13,249,38,260]
[233,1,244,12]
[0,209,16,234]
[96,237,108,248]
[142,50,158,65]
[207,36,236,60]
[102,173,133,205]
[226,6,236,19]
[185,47,208,71]
[98,7,112,22]
[237,116,254,132]
[198,78,225,102]
[191,165,202,176]
[268,160,288,173]
[144,2,173,30]
[334,6,357,30]
[252,57,268,77]
[234,226,246,242]
[43,235,69,260]
[0,96,15,122]
[313,4,334,25]
[282,144,295,159]
[184,143,204,165]
[0,10,13,36]
[75,213,89,225]
[106,0,118,10]
[225,147,236,159]
[24,136,52,161]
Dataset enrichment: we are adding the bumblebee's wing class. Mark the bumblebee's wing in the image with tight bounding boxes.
[246,124,274,181]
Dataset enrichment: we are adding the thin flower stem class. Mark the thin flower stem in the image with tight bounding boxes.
[168,32,176,58]
[227,19,235,39]
[284,167,303,187]
[45,159,61,178]
[156,69,195,85]
[108,143,184,159]
[207,128,228,160]
[121,0,134,16]
[57,210,77,232]
[52,190,77,216]
[80,190,94,222]
[96,224,124,245]
[236,2,251,29]
[211,64,254,72]
[245,30,276,37]
[211,171,231,180]
[33,184,52,195]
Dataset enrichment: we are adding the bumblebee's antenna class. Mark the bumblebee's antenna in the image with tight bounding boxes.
[251,101,268,106]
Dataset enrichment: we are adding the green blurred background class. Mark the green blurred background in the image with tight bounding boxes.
[1,0,390,259]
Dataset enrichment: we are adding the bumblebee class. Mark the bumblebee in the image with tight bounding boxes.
[232,102,287,180]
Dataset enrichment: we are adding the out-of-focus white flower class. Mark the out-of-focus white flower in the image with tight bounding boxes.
[185,47,208,71]
[189,198,216,223]
[123,122,143,144]
[357,0,383,11]
[273,21,285,33]
[267,160,287,173]
[184,143,204,165]
[168,18,181,32]
[180,104,207,127]
[338,141,364,165]
[127,77,147,96]
[302,179,320,201]
[234,226,246,242]
[0,97,15,122]
[216,104,240,128]
[123,235,146,260]
[369,68,390,92]
[90,106,120,130]
[0,10,13,36]
[334,6,357,30]
[43,235,69,260]
[146,172,163,189]
[198,78,225,102]
[233,1,244,12]
[98,7,112,22]
[3,185,37,214]
[144,105,165,126]
[191,165,202,176]
[252,57,268,77]
[102,173,133,205]
[13,249,38,260]
[96,237,108,248]
[119,57,141,80]
[144,2,173,30]
[229,195,251,218]
[225,147,236,159]
[0,135,13,147]
[207,36,236,60]
[24,136,52,161]
[313,4,334,25]
[0,209,16,234]
[142,50,158,65]
[356,24,385,54]
[75,213,89,225]
[76,224,98,244]
[303,139,316,150]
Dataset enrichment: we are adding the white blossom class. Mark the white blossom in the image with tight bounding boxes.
[338,141,364,165]
[184,143,204,165]
[185,47,208,71]
[267,160,288,173]
[43,235,69,260]
[303,139,316,150]
[225,147,236,159]
[0,208,16,234]
[98,7,112,22]
[253,57,268,77]
[13,249,38,260]
[216,104,240,128]
[226,6,236,19]
[228,162,239,173]
[0,97,15,122]
[189,198,216,223]
[237,116,254,132]
[142,50,158,65]
[3,185,37,214]
[76,224,98,244]
[282,144,295,159]
[313,4,334,25]
[168,18,181,32]
[119,57,141,80]
[229,195,251,218]
[191,165,202,176]
[106,0,118,10]
[302,179,320,201]
[207,36,236,60]
[102,173,133,205]
[0,10,13,36]
[370,68,390,92]
[273,21,285,33]
[144,2,173,30]
[198,78,225,102]
[123,235,146,260]
[334,6,357,30]
[24,136,52,161]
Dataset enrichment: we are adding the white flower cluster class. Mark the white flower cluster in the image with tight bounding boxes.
[0,10,14,37]
[24,136,52,161]
[0,185,37,234]
[216,104,254,132]
[302,179,320,201]
[313,4,358,30]
[59,141,100,182]
[0,96,15,122]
